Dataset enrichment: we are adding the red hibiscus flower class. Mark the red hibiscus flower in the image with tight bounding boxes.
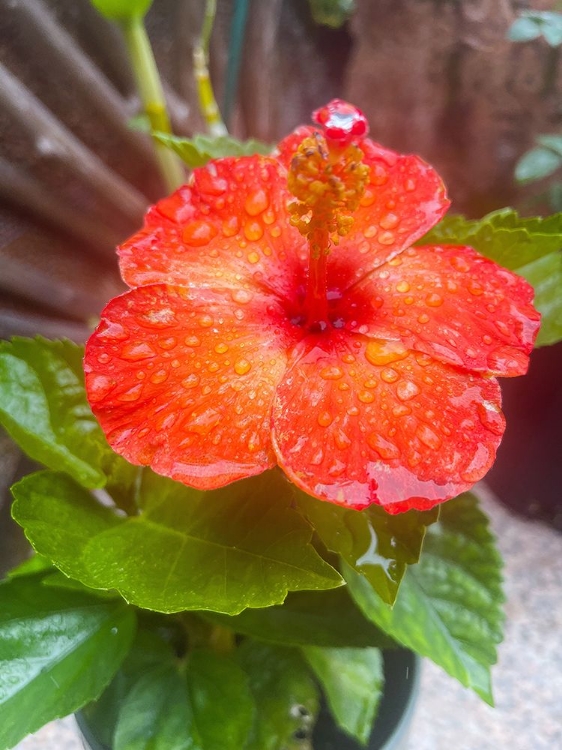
[84,100,540,513]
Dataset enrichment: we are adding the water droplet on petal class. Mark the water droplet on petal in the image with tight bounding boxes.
[347,405,360,416]
[378,231,395,245]
[247,250,260,264]
[214,342,229,354]
[117,383,143,402]
[425,293,443,307]
[364,225,377,238]
[396,381,420,401]
[328,460,347,477]
[245,222,264,242]
[182,220,217,246]
[416,424,442,450]
[231,288,252,304]
[247,432,261,453]
[150,369,168,384]
[185,335,201,347]
[158,337,177,350]
[244,189,269,216]
[380,368,399,384]
[358,390,375,403]
[396,281,410,293]
[182,374,200,389]
[334,429,351,449]
[234,359,252,375]
[318,411,333,427]
[477,402,505,435]
[87,374,116,402]
[365,339,409,366]
[320,365,344,380]
[121,342,156,361]
[417,313,430,324]
[367,433,400,459]
[451,255,470,273]
[310,448,324,465]
[461,443,493,482]
[392,404,411,417]
[380,212,400,230]
[198,315,214,328]
[188,407,221,434]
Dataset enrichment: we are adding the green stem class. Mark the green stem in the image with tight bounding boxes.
[194,0,228,137]
[121,16,184,192]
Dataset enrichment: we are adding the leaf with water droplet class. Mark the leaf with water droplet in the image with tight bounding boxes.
[11,470,342,615]
[296,489,438,605]
[344,493,504,704]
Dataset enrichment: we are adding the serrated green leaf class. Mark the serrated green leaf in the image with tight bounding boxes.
[344,494,504,704]
[302,646,384,746]
[113,663,192,750]
[0,338,106,487]
[184,649,255,750]
[237,641,318,750]
[153,132,272,167]
[308,0,355,28]
[202,587,390,648]
[296,490,438,605]
[518,251,562,345]
[419,209,562,345]
[515,147,562,183]
[0,575,136,750]
[12,470,342,615]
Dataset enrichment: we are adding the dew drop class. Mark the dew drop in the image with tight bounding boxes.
[367,433,400,459]
[366,339,408,366]
[245,222,264,242]
[416,424,442,450]
[320,365,344,380]
[347,405,360,416]
[461,443,493,482]
[150,369,168,384]
[338,382,350,391]
[380,368,399,384]
[405,178,416,191]
[182,220,217,246]
[97,352,110,364]
[371,164,389,186]
[392,404,411,417]
[363,225,377,239]
[358,390,375,403]
[214,342,229,354]
[396,380,420,401]
[87,374,116,402]
[418,313,430,324]
[378,231,395,245]
[482,334,493,345]
[158,337,177,350]
[234,359,252,375]
[328,460,347,477]
[198,315,214,328]
[244,189,269,216]
[182,374,200,389]
[185,335,201,347]
[341,353,356,364]
[318,411,333,427]
[247,250,260,264]
[188,407,221,435]
[360,187,376,206]
[451,255,470,273]
[396,281,410,293]
[121,341,157,361]
[310,448,324,465]
[425,293,443,307]
[477,402,505,435]
[380,212,400,230]
[117,383,143,402]
[468,280,484,296]
[247,432,261,453]
[231,288,252,305]
[364,378,378,389]
[222,216,240,237]
[334,429,352,449]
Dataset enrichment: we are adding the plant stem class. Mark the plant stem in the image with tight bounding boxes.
[194,0,228,137]
[208,624,235,654]
[121,16,184,192]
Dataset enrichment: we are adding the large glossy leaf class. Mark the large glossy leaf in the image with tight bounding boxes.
[302,646,384,746]
[0,575,136,750]
[184,649,255,750]
[419,209,562,346]
[153,132,272,167]
[344,494,504,704]
[202,588,391,648]
[12,470,342,615]
[0,338,105,487]
[237,641,319,750]
[296,491,438,605]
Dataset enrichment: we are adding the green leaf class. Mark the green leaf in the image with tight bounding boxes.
[419,209,562,345]
[508,12,562,46]
[202,587,391,648]
[308,0,355,28]
[536,134,562,156]
[302,646,384,746]
[518,251,562,345]
[4,554,52,580]
[184,649,255,750]
[296,490,438,605]
[0,338,106,487]
[89,0,153,22]
[153,132,272,167]
[237,641,319,750]
[515,146,562,183]
[12,470,342,615]
[344,494,504,705]
[0,575,136,750]
[114,662,191,750]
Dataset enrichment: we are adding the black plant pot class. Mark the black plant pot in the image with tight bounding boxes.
[76,649,419,750]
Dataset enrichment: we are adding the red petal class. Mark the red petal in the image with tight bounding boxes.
[118,156,307,303]
[340,244,540,376]
[271,331,505,513]
[85,284,300,489]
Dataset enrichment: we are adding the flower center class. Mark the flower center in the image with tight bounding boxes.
[287,100,370,331]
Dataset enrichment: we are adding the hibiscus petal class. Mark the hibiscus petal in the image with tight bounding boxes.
[340,244,540,376]
[85,284,300,489]
[271,332,505,513]
[118,156,307,304]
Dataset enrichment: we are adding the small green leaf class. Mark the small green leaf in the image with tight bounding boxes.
[419,209,562,346]
[237,641,319,750]
[515,146,562,183]
[0,575,136,750]
[153,132,272,167]
[508,12,562,46]
[344,494,504,705]
[202,588,390,648]
[508,16,542,42]
[302,646,384,746]
[12,470,342,615]
[113,663,192,750]
[308,0,355,28]
[184,649,255,750]
[296,490,438,605]
[536,134,562,156]
[89,0,153,23]
[127,113,151,133]
[4,554,52,580]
